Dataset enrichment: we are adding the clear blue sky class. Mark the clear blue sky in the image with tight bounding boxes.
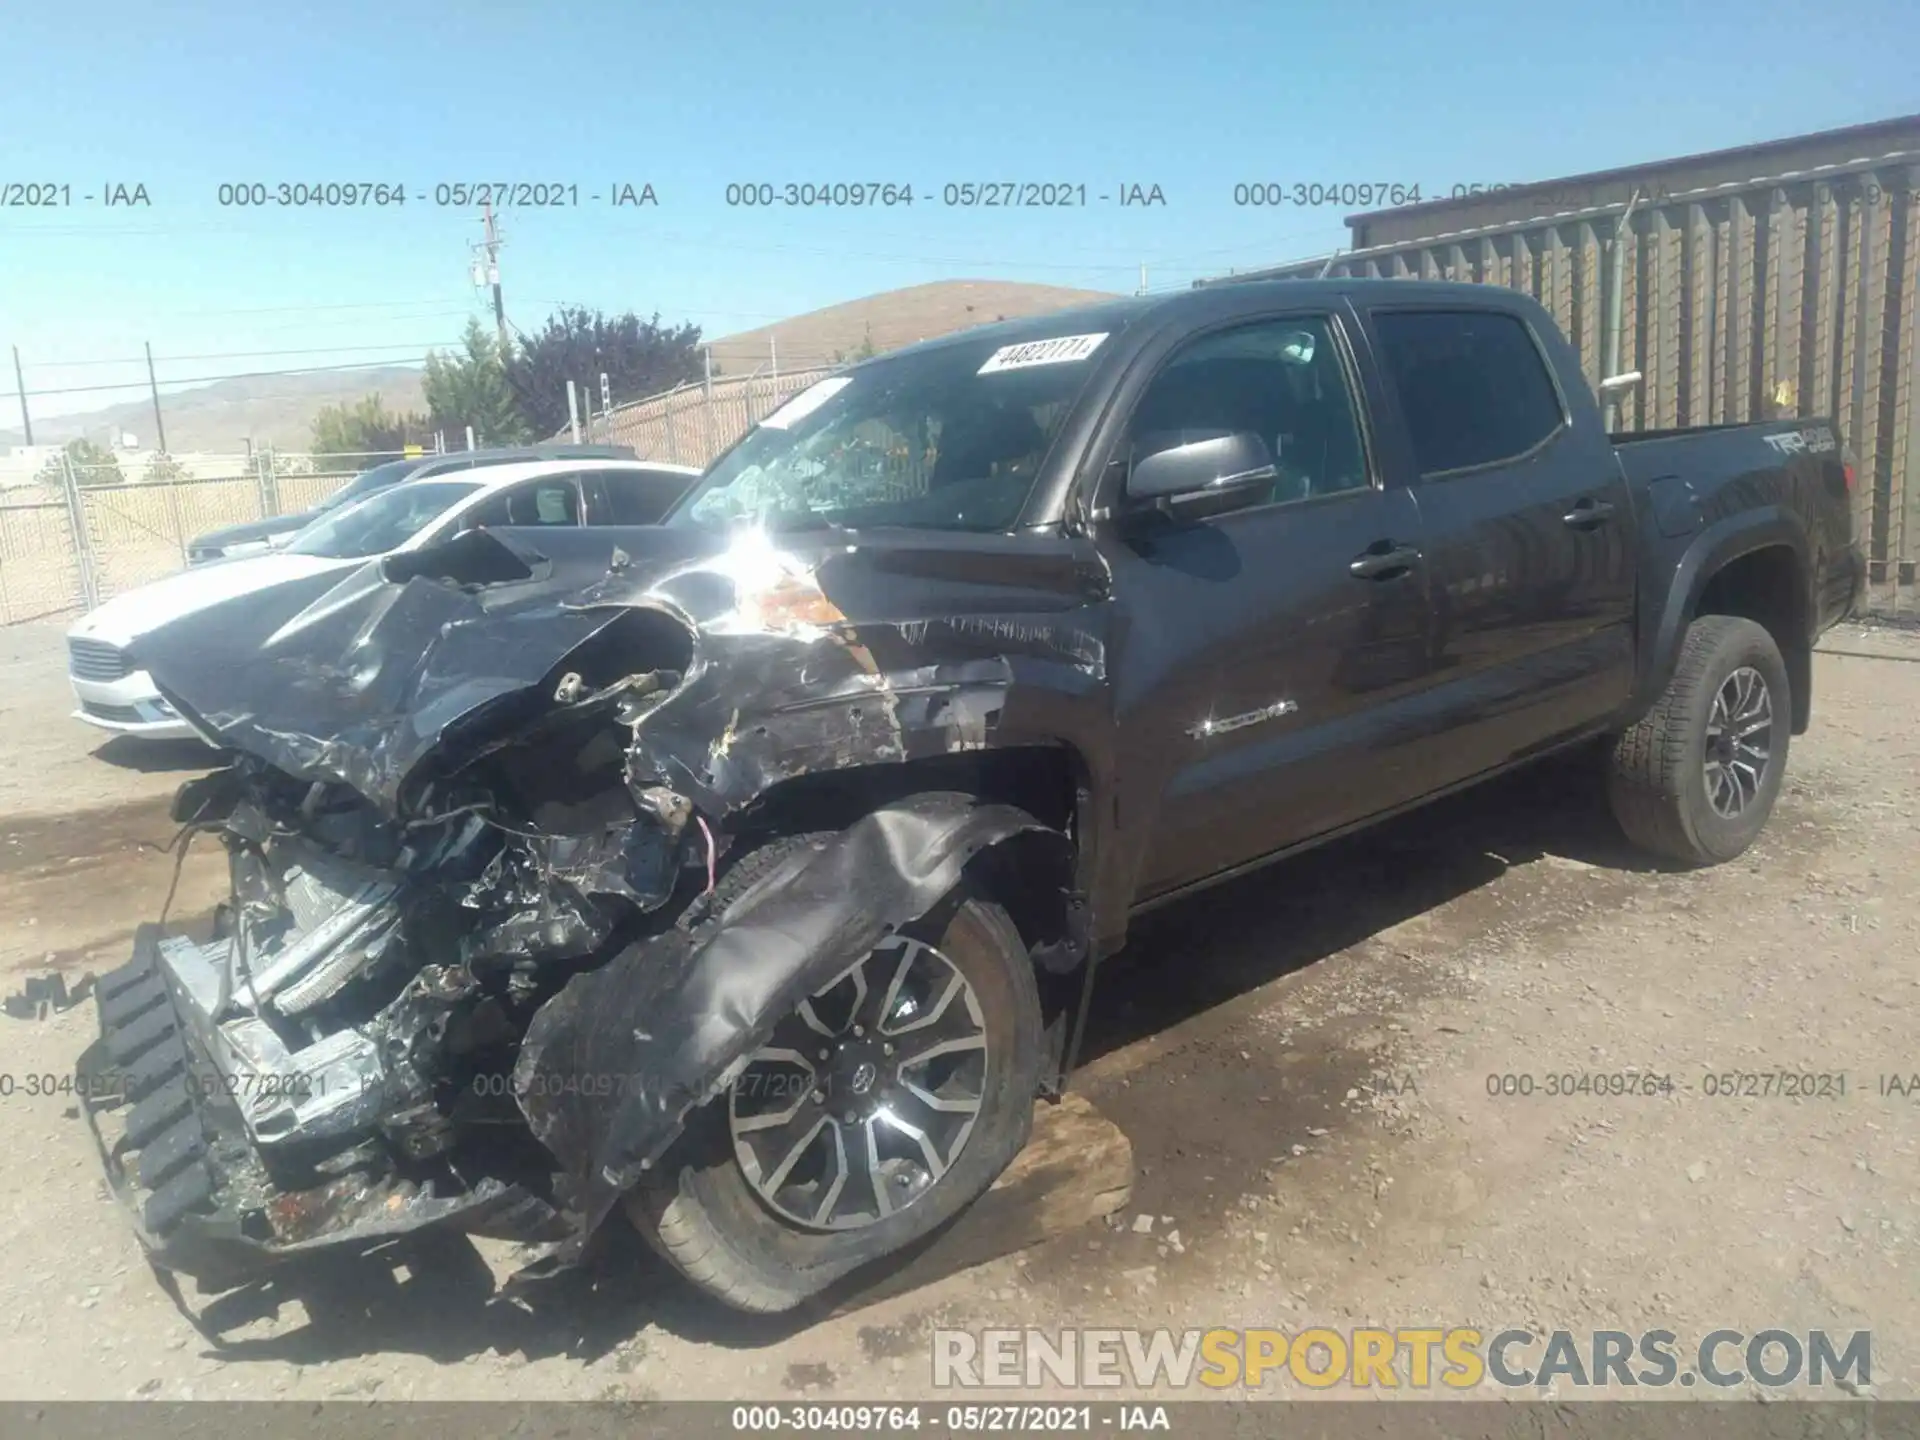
[2,0,1914,422]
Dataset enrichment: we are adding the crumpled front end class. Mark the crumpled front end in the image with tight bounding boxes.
[79,930,571,1280]
[82,525,1099,1282]
[76,748,663,1277]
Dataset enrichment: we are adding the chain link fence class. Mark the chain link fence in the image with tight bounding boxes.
[581,365,840,467]
[0,451,408,625]
[2,360,853,626]
[0,375,836,626]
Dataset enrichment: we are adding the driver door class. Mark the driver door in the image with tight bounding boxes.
[1099,310,1436,899]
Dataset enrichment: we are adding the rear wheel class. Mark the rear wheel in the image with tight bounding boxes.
[1607,615,1790,866]
[627,837,1043,1314]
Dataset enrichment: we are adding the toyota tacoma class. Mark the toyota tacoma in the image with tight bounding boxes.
[80,280,1864,1314]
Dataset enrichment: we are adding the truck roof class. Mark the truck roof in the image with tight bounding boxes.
[873,279,1529,365]
[1185,276,1526,304]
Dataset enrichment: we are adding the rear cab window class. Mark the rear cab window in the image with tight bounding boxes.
[1369,309,1567,477]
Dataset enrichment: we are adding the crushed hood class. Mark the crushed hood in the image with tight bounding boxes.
[129,522,1111,819]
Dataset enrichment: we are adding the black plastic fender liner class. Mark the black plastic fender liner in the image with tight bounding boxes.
[1624,504,1810,734]
[511,790,1067,1255]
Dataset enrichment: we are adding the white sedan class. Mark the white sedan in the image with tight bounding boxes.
[67,457,701,741]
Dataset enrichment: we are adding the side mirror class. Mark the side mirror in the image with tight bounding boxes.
[1124,430,1277,513]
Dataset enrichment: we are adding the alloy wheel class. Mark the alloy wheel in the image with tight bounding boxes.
[728,935,989,1231]
[1703,665,1773,819]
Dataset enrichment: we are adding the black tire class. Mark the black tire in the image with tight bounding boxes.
[627,836,1044,1314]
[1607,615,1791,866]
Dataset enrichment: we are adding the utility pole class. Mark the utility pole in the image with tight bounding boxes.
[10,346,30,445]
[702,345,715,459]
[1137,263,1148,296]
[471,201,508,353]
[144,342,168,454]
[1601,187,1644,432]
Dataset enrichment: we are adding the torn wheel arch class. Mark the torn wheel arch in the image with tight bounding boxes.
[508,789,1072,1259]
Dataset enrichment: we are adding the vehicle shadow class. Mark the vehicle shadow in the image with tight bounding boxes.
[90,736,223,773]
[175,746,1661,1367]
[183,1229,694,1369]
[1076,741,1663,1065]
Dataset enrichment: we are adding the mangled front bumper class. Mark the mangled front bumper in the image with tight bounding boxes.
[79,924,566,1283]
[82,795,1068,1286]
[84,526,1094,1288]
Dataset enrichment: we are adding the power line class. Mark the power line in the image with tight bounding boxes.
[3,226,1335,406]
[22,339,474,369]
[9,354,438,401]
[0,213,1289,267]
[209,296,477,315]
[2,204,1335,280]
[141,295,486,319]
[167,339,466,363]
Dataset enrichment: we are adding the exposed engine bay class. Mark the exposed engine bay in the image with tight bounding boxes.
[79,523,1093,1285]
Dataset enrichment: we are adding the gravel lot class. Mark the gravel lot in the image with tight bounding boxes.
[1,614,1916,1402]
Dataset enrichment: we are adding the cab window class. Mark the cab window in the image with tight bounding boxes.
[1124,315,1370,507]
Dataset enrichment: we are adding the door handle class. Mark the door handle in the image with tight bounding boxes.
[1563,497,1616,529]
[1348,542,1421,580]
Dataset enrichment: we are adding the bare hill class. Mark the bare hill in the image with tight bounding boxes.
[1,280,1118,455]
[707,280,1119,374]
[1,367,426,454]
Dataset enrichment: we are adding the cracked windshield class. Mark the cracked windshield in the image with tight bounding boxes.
[675,334,1116,533]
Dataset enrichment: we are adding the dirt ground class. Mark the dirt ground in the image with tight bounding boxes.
[1,613,1916,1402]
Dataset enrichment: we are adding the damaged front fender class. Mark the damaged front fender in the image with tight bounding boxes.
[512,790,1067,1255]
[95,523,1102,1289]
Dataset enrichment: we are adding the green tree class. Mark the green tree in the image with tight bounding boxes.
[309,394,432,458]
[831,323,879,365]
[503,306,703,437]
[424,318,530,446]
[34,437,126,488]
[140,452,189,484]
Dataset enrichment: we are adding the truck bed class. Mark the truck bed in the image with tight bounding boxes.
[1611,415,1861,641]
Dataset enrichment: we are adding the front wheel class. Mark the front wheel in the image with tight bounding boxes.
[1607,614,1791,866]
[628,858,1043,1314]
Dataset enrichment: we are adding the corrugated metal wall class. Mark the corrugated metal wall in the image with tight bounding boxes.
[1222,158,1920,612]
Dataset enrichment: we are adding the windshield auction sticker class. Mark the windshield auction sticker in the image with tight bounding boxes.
[760,375,853,429]
[977,332,1109,374]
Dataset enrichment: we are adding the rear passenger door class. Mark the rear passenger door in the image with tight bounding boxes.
[1361,305,1636,786]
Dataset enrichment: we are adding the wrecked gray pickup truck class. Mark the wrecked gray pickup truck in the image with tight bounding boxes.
[81,280,1860,1314]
